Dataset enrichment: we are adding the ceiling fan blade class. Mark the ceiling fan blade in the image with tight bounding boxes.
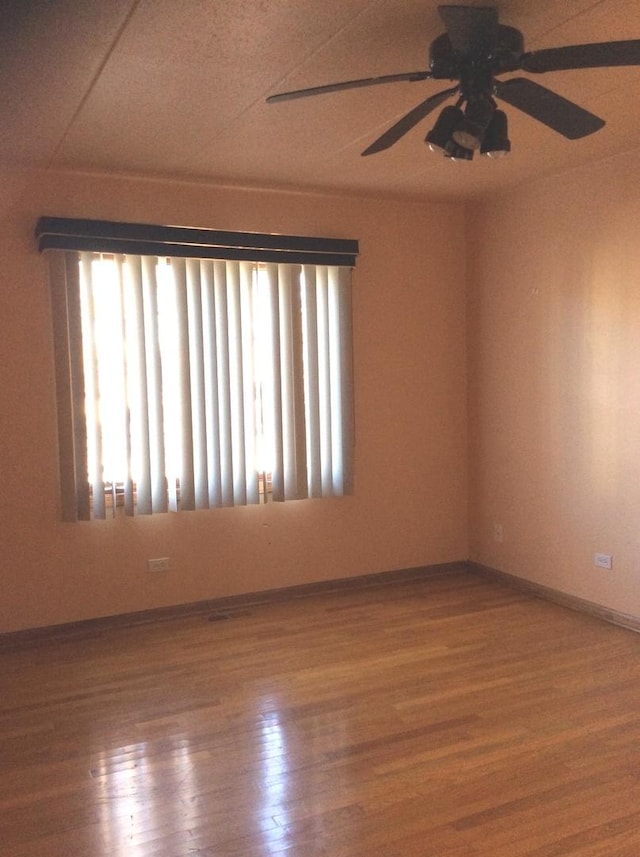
[521,39,640,73]
[266,71,432,103]
[438,5,498,57]
[495,78,605,139]
[361,85,459,156]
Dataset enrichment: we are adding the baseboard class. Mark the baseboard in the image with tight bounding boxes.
[469,561,640,634]
[0,560,468,649]
[8,559,634,649]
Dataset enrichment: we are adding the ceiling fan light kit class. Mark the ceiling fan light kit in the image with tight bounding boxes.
[428,95,510,161]
[480,109,511,158]
[452,94,496,150]
[445,140,474,161]
[425,104,464,153]
[267,4,640,163]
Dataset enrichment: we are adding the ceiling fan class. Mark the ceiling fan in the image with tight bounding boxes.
[266,5,640,160]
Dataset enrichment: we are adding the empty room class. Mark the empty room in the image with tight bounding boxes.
[2,2,640,855]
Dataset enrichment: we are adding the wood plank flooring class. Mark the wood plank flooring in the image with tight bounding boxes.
[2,568,640,856]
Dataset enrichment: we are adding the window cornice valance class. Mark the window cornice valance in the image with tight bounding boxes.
[36,217,359,268]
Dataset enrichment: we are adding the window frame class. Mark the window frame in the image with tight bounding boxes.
[40,218,358,521]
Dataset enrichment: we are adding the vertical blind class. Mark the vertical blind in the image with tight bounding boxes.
[41,219,357,521]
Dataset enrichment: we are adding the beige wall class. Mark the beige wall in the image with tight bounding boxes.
[468,150,640,619]
[0,168,468,632]
[9,150,637,637]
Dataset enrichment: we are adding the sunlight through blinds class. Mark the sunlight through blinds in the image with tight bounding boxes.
[46,243,355,520]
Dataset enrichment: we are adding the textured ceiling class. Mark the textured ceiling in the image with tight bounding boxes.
[2,0,640,200]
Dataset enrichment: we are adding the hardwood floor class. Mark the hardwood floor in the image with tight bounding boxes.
[2,568,640,856]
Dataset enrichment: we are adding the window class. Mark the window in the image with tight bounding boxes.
[39,218,357,520]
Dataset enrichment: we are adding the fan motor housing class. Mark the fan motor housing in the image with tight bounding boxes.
[429,24,525,78]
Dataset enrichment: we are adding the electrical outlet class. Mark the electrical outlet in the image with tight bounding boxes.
[593,553,612,570]
[493,523,504,543]
[148,557,170,572]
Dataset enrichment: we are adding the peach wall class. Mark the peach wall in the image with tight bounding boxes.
[468,150,640,619]
[0,168,468,632]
